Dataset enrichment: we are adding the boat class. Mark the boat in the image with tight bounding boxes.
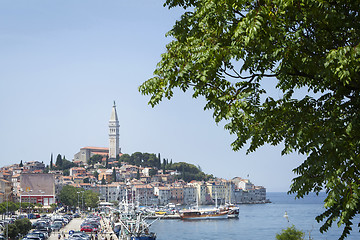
[219,204,239,218]
[113,195,157,240]
[179,208,229,220]
[117,212,156,240]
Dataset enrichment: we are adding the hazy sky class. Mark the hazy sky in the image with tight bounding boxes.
[0,1,306,192]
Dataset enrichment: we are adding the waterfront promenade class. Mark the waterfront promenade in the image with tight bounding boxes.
[46,215,117,240]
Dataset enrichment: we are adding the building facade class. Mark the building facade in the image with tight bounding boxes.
[19,173,55,206]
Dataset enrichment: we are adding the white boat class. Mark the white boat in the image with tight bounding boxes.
[219,204,239,218]
[179,208,228,220]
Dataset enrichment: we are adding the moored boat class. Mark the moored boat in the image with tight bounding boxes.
[219,204,239,218]
[179,208,229,220]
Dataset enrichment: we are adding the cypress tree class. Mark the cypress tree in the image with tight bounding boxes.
[112,168,117,182]
[101,176,106,185]
[56,154,63,168]
[157,153,161,169]
[162,159,166,174]
[50,153,53,170]
[19,160,23,167]
[136,168,140,180]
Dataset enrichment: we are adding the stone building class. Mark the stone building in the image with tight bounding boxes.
[19,173,55,206]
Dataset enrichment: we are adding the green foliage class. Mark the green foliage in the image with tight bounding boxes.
[58,185,99,209]
[63,169,70,176]
[119,152,159,168]
[88,154,103,167]
[276,225,305,240]
[54,154,76,171]
[7,223,20,240]
[58,185,79,207]
[5,218,32,240]
[101,176,106,185]
[0,201,18,215]
[149,168,158,176]
[50,153,53,170]
[19,160,23,167]
[55,154,62,167]
[50,203,57,211]
[43,166,49,173]
[139,0,360,239]
[136,168,140,180]
[169,162,212,182]
[61,159,76,170]
[93,171,99,180]
[105,157,109,169]
[84,190,99,209]
[14,218,32,236]
[112,168,117,182]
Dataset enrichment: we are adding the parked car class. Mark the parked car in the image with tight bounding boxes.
[69,233,90,240]
[50,223,62,231]
[80,225,97,233]
[22,237,41,240]
[32,230,48,239]
[26,232,45,240]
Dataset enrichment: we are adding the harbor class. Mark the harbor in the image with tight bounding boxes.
[20,193,360,240]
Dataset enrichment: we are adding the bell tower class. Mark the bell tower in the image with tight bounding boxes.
[109,101,120,159]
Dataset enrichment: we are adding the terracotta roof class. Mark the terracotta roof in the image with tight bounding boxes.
[81,147,109,150]
[71,167,86,170]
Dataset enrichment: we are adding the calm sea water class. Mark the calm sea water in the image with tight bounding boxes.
[150,192,360,240]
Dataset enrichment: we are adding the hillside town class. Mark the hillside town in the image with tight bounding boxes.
[0,103,267,208]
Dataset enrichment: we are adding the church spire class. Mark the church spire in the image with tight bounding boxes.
[110,101,118,121]
[109,101,120,159]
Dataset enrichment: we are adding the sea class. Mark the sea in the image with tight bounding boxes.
[150,192,360,240]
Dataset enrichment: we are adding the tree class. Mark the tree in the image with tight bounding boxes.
[93,171,99,180]
[58,185,78,207]
[119,153,132,166]
[55,154,62,168]
[132,152,143,166]
[139,1,359,239]
[162,159,166,174]
[63,169,70,176]
[7,223,20,240]
[101,176,106,185]
[157,153,161,169]
[276,225,305,240]
[136,168,140,180]
[19,160,23,167]
[149,168,158,177]
[61,159,76,170]
[50,153,53,170]
[88,154,103,167]
[84,190,99,209]
[14,218,32,236]
[112,168,117,182]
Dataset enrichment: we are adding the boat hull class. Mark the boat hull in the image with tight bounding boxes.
[180,211,228,220]
[130,237,156,240]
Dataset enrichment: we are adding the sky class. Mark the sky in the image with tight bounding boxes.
[0,0,306,192]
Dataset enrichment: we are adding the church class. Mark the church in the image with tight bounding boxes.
[73,101,121,165]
